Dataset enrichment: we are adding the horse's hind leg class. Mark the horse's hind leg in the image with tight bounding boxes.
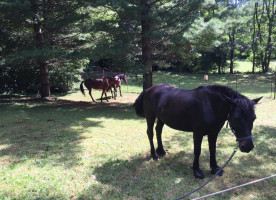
[88,89,96,102]
[146,116,158,160]
[156,119,166,157]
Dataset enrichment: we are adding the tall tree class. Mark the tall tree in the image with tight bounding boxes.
[0,0,92,97]
[214,0,253,73]
[140,0,152,89]
[30,0,49,97]
[89,0,203,89]
[263,0,275,72]
[252,2,258,73]
[251,0,275,72]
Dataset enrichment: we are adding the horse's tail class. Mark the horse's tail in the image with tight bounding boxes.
[133,89,147,118]
[80,81,85,96]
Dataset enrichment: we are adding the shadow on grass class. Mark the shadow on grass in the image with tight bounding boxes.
[81,151,197,200]
[80,125,275,200]
[0,94,274,199]
[83,149,242,199]
[0,98,137,169]
[217,125,276,156]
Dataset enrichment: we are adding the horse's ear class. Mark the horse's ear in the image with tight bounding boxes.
[223,95,235,105]
[252,96,262,104]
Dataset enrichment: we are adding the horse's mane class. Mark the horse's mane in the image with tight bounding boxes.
[199,85,255,112]
[202,85,244,98]
[115,74,125,79]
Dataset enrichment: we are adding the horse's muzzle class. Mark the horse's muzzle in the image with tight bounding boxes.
[239,140,254,153]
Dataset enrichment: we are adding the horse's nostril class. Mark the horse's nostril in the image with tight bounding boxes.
[240,144,254,153]
[240,145,246,152]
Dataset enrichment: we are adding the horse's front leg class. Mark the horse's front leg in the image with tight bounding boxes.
[101,90,108,102]
[104,90,109,102]
[119,86,122,97]
[109,87,114,99]
[113,86,117,99]
[193,133,205,179]
[208,134,223,176]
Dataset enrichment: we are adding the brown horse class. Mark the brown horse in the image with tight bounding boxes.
[107,76,121,100]
[80,78,109,102]
[114,74,128,97]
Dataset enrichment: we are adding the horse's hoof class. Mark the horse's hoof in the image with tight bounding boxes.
[211,166,224,176]
[193,169,205,179]
[156,148,166,157]
[152,154,159,161]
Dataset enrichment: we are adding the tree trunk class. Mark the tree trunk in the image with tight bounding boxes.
[264,0,275,72]
[31,0,50,98]
[218,57,222,74]
[252,2,257,73]
[40,63,50,97]
[229,32,235,74]
[0,66,3,92]
[143,72,152,89]
[255,2,266,72]
[141,0,152,90]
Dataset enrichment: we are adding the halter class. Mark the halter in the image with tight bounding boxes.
[226,114,253,142]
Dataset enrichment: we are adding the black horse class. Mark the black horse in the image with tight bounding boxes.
[134,84,262,179]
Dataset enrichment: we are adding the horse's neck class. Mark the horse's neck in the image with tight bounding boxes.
[114,75,122,80]
[116,74,123,79]
[208,91,232,121]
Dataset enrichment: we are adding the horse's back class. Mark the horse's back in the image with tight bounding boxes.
[84,78,109,90]
[144,84,193,129]
[144,84,193,106]
[143,84,227,132]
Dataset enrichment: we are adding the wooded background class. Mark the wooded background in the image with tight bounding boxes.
[0,0,275,96]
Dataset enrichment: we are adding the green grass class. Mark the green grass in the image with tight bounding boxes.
[226,60,276,73]
[0,72,276,200]
[124,72,275,99]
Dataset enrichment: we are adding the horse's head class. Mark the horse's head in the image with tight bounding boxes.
[226,96,262,153]
[122,74,128,83]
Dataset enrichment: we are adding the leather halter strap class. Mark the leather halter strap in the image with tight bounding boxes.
[226,114,253,142]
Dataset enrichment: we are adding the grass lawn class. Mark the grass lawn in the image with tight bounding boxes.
[225,60,276,73]
[125,72,275,99]
[0,72,275,200]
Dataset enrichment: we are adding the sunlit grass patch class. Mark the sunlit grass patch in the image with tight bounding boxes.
[0,72,275,200]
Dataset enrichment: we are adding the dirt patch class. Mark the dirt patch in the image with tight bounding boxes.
[0,93,139,109]
[0,95,55,104]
